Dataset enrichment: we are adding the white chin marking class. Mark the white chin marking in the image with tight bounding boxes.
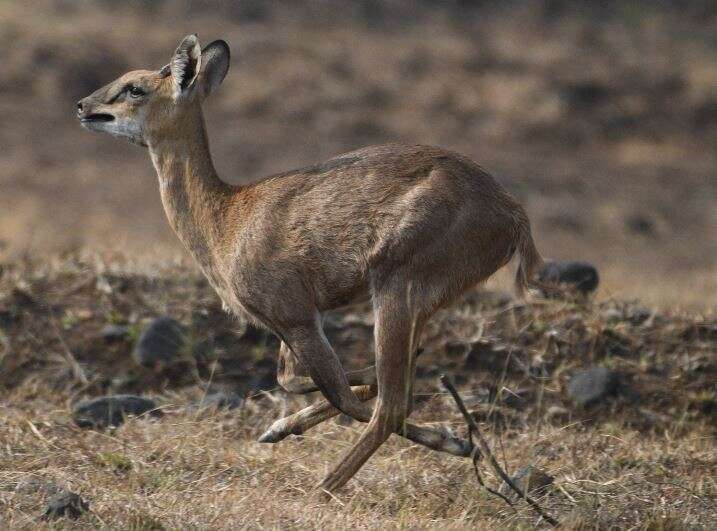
[85,119,145,146]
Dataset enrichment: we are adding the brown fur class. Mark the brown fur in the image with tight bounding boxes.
[77,35,544,494]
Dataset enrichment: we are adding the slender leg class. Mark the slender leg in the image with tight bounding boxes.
[318,283,424,493]
[259,382,472,457]
[262,345,471,456]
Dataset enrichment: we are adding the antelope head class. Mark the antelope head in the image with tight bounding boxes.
[76,34,230,147]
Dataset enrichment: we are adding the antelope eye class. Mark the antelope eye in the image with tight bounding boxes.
[128,85,145,98]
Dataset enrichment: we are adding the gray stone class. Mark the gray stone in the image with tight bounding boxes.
[42,490,89,520]
[133,316,185,367]
[538,261,599,295]
[73,395,161,429]
[567,366,620,408]
[501,466,554,497]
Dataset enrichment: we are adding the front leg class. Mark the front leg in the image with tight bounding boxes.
[277,341,376,394]
[259,384,377,442]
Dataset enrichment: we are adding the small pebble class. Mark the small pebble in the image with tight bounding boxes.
[73,395,160,429]
[42,490,89,520]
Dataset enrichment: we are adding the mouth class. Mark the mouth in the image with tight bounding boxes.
[79,113,115,123]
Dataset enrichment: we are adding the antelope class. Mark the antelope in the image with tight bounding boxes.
[77,35,545,494]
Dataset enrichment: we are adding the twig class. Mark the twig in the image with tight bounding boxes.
[49,314,89,386]
[440,374,560,528]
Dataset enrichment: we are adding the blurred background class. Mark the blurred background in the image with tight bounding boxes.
[1,0,715,307]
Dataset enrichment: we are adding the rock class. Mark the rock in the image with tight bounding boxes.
[42,490,89,520]
[99,324,129,342]
[73,395,161,429]
[501,466,554,497]
[538,261,599,295]
[566,367,620,408]
[192,392,243,411]
[133,316,185,367]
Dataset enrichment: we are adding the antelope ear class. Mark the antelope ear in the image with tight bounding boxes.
[170,34,201,101]
[199,40,231,99]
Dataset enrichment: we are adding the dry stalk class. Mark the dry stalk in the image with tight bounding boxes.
[440,374,560,528]
[49,313,89,386]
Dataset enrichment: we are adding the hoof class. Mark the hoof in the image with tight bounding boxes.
[257,429,281,443]
[257,419,302,443]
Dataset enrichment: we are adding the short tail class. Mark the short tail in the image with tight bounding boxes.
[514,220,545,298]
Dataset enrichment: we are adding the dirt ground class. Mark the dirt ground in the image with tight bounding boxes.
[0,255,714,528]
[1,1,716,307]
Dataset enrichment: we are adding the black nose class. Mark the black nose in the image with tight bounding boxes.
[76,100,84,113]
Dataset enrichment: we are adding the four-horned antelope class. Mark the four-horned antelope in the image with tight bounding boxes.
[77,35,545,494]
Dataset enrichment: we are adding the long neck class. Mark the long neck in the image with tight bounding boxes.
[148,108,233,274]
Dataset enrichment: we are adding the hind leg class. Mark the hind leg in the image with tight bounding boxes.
[318,280,422,493]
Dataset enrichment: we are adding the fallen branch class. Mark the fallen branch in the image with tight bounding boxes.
[440,374,560,528]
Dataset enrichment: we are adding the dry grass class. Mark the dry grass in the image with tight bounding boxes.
[0,255,715,528]
[1,390,715,529]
